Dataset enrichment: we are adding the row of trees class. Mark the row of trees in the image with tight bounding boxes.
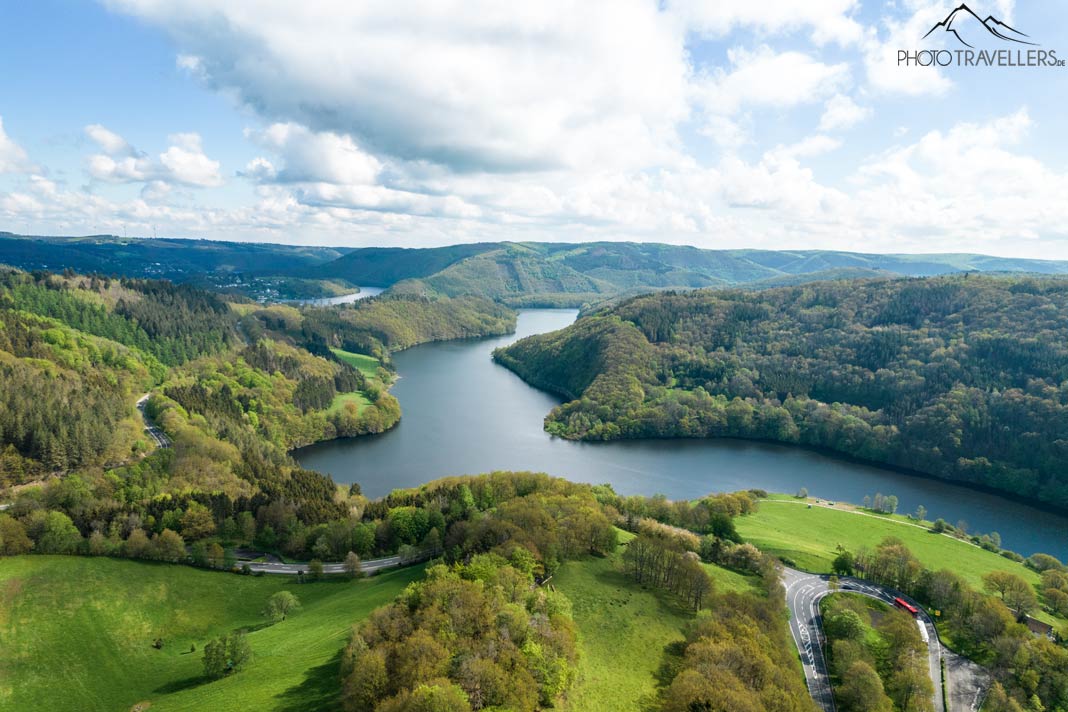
[497,276,1068,509]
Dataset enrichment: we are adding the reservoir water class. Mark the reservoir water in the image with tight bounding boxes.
[295,309,1068,559]
[290,286,385,306]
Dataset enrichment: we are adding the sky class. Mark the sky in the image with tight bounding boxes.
[1,1,1067,258]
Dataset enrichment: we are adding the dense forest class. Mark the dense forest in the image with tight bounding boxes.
[496,275,1068,510]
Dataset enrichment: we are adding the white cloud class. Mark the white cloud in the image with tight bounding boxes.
[697,46,851,116]
[0,117,35,174]
[160,133,222,187]
[818,94,872,132]
[670,0,863,46]
[85,125,221,188]
[86,124,137,157]
[851,109,1067,248]
[105,0,691,173]
[246,123,381,185]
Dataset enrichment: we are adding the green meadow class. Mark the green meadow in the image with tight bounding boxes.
[735,497,1062,624]
[553,533,758,712]
[329,348,381,378]
[0,556,422,712]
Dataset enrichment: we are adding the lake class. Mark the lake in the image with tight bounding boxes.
[295,309,1068,559]
[289,286,385,306]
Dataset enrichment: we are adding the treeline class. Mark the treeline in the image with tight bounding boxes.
[496,276,1068,509]
[839,537,1068,710]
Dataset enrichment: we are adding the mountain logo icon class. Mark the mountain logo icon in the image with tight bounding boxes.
[922,3,1037,48]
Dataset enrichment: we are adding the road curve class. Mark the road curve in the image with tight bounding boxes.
[136,393,171,449]
[242,554,403,576]
[783,567,946,712]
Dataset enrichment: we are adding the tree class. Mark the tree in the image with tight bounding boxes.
[309,559,324,581]
[207,542,226,569]
[202,637,228,679]
[153,529,187,563]
[264,591,301,622]
[344,551,362,579]
[180,503,215,540]
[932,518,948,533]
[35,511,82,554]
[124,528,152,559]
[796,487,808,499]
[825,609,865,641]
[832,549,855,576]
[837,661,893,712]
[983,571,1038,618]
[886,652,934,712]
[236,511,256,544]
[0,515,33,555]
[915,505,927,522]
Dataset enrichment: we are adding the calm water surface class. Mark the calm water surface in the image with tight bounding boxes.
[290,286,385,306]
[295,309,1068,559]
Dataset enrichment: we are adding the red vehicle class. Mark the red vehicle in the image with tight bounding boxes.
[894,597,919,616]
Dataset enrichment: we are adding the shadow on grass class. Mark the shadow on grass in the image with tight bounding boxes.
[154,675,210,694]
[273,649,344,712]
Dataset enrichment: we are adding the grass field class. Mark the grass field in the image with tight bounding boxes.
[735,497,1061,624]
[553,534,758,712]
[329,348,380,378]
[0,556,422,712]
[326,391,372,415]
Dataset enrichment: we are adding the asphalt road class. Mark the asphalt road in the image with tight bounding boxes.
[242,554,403,576]
[783,567,952,712]
[136,394,171,448]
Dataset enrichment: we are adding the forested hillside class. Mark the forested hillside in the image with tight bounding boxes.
[496,275,1068,509]
[10,234,1068,309]
[0,232,352,300]
[239,292,515,364]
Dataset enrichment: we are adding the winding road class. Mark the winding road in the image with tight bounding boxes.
[241,554,403,576]
[783,567,987,712]
[136,393,171,449]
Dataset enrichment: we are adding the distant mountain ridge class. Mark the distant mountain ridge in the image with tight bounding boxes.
[3,232,1068,306]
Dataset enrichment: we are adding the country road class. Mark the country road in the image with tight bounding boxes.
[136,393,171,449]
[783,567,988,712]
[242,554,403,576]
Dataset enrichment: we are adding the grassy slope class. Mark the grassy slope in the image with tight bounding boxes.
[330,348,380,378]
[326,391,372,415]
[0,556,422,712]
[553,532,757,712]
[735,498,1060,624]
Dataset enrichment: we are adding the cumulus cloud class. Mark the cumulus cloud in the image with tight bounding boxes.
[245,123,381,185]
[697,46,851,116]
[105,0,691,173]
[818,94,872,132]
[670,0,864,46]
[85,125,221,188]
[851,108,1067,248]
[0,117,35,174]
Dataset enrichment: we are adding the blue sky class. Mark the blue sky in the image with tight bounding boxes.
[1,1,1067,257]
